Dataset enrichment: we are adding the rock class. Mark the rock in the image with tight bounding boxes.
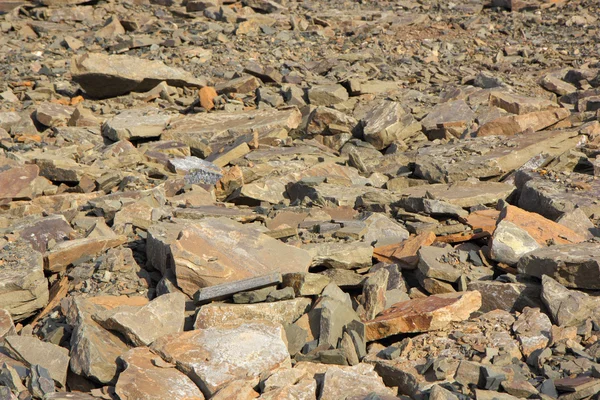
[477,108,570,137]
[319,297,360,348]
[199,86,218,110]
[0,309,15,338]
[420,100,475,139]
[417,246,462,283]
[361,269,389,321]
[116,347,205,400]
[194,298,311,328]
[320,364,395,400]
[540,275,600,327]
[45,235,128,273]
[490,205,585,265]
[556,208,599,239]
[307,84,349,106]
[216,75,261,94]
[151,321,291,397]
[307,106,358,136]
[360,100,417,150]
[35,102,75,127]
[3,335,70,387]
[0,240,49,321]
[101,292,186,346]
[518,243,600,290]
[0,164,43,202]
[243,0,285,13]
[364,291,482,341]
[304,242,373,270]
[102,107,173,141]
[168,156,223,185]
[170,218,311,296]
[68,297,130,384]
[71,53,206,98]
[282,273,331,296]
[397,181,515,209]
[489,91,559,115]
[362,213,409,247]
[512,307,552,357]
[373,231,437,268]
[467,280,542,313]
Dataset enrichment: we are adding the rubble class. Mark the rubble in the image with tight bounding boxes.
[1,0,600,398]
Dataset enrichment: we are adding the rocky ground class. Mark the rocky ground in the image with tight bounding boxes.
[1,0,600,399]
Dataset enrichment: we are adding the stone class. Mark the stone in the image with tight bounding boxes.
[0,240,49,321]
[0,309,15,338]
[151,321,291,397]
[512,307,552,357]
[194,298,311,328]
[12,214,74,253]
[307,106,358,136]
[170,218,311,296]
[477,108,570,137]
[68,297,130,384]
[45,235,128,273]
[307,84,348,106]
[418,246,462,283]
[362,213,409,247]
[501,379,539,398]
[116,347,205,400]
[518,243,600,290]
[3,335,70,387]
[101,293,186,346]
[360,100,417,150]
[420,100,475,139]
[320,364,395,400]
[361,269,389,321]
[282,273,331,296]
[0,164,42,202]
[71,53,206,98]
[489,91,560,115]
[28,364,55,399]
[397,181,515,209]
[364,291,482,341]
[168,156,223,185]
[556,208,599,239]
[540,275,600,327]
[215,75,261,94]
[102,107,172,141]
[304,242,373,270]
[373,231,436,268]
[199,86,218,110]
[319,297,360,348]
[490,205,585,265]
[467,280,542,313]
[35,102,75,127]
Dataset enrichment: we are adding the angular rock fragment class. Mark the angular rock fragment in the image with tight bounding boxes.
[71,53,206,98]
[365,291,482,341]
[320,364,395,400]
[518,243,600,290]
[512,307,551,357]
[477,108,570,137]
[489,91,559,115]
[151,321,291,397]
[170,218,311,296]
[420,100,475,139]
[168,156,223,185]
[116,347,205,400]
[540,275,600,327]
[0,164,42,202]
[360,100,417,150]
[45,235,128,273]
[304,242,373,270]
[35,102,75,127]
[102,107,173,141]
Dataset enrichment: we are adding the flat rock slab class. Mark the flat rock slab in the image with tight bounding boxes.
[101,292,186,346]
[3,335,70,387]
[397,181,515,208]
[151,321,291,397]
[170,218,311,296]
[364,291,482,341]
[70,53,206,99]
[163,107,301,157]
[320,364,396,400]
[360,100,416,150]
[45,235,128,273]
[304,242,373,270]
[467,280,542,313]
[102,107,173,141]
[35,102,75,127]
[518,243,600,290]
[194,298,311,329]
[168,156,223,185]
[373,231,436,268]
[414,130,581,183]
[116,347,205,400]
[0,241,49,321]
[0,164,41,202]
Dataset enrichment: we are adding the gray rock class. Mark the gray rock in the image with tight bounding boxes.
[307,84,349,106]
[319,298,360,349]
[518,243,600,290]
[304,242,373,270]
[490,220,541,265]
[168,156,223,185]
[360,100,416,150]
[418,246,461,283]
[467,280,542,313]
[0,309,16,338]
[102,107,173,141]
[540,275,600,327]
[3,335,70,387]
[362,213,409,246]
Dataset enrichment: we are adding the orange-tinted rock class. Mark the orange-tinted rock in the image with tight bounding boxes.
[44,235,128,273]
[489,91,559,115]
[116,347,205,400]
[462,209,500,237]
[364,291,482,341]
[477,108,569,137]
[373,231,436,268]
[199,86,218,110]
[500,205,585,244]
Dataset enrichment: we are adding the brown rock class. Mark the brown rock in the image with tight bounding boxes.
[364,291,482,341]
[489,91,559,115]
[477,108,570,137]
[199,86,218,110]
[0,164,42,202]
[116,347,205,400]
[373,231,436,268]
[44,235,128,273]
